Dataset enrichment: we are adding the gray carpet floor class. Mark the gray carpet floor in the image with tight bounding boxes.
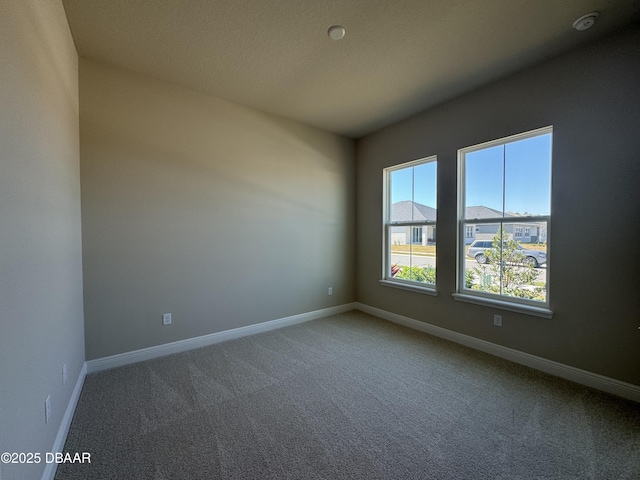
[56,311,640,479]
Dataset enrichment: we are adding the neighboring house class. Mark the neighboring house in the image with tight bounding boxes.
[464,205,542,244]
[391,202,543,246]
[391,201,436,245]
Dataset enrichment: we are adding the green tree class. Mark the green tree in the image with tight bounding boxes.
[472,227,544,300]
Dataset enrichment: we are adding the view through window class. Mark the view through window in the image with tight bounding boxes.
[383,156,437,288]
[459,127,552,305]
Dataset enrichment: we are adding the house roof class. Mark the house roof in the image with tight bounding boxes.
[61,1,640,138]
[391,201,436,222]
[392,202,531,222]
[465,206,517,219]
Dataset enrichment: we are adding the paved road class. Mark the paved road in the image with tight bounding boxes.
[391,253,547,283]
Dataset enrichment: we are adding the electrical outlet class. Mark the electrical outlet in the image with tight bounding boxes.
[162,313,172,325]
[328,287,333,296]
[62,363,67,385]
[45,395,51,423]
[493,314,502,327]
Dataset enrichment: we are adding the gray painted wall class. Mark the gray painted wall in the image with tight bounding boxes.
[80,59,356,360]
[356,25,640,386]
[0,1,85,478]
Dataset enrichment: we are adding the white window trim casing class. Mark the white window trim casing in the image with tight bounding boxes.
[381,155,437,295]
[455,126,553,317]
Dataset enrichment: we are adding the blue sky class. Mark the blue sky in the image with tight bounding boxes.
[390,132,551,216]
[465,133,551,215]
[390,160,437,207]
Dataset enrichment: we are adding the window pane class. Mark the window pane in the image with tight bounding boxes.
[459,127,551,307]
[390,162,437,223]
[390,224,436,285]
[390,168,413,222]
[464,221,547,302]
[504,133,552,215]
[413,161,437,209]
[464,145,504,218]
[385,156,437,287]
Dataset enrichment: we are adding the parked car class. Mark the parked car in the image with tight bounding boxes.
[468,240,546,267]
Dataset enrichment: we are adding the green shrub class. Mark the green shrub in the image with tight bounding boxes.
[394,265,435,284]
[465,269,475,289]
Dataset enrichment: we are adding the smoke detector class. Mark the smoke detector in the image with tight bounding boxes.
[573,12,599,31]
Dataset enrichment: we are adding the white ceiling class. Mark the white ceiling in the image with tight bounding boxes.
[62,0,640,138]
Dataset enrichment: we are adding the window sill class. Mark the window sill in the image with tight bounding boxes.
[452,293,553,318]
[379,279,437,296]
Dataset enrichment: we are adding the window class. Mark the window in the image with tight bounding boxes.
[465,225,474,239]
[412,227,423,244]
[457,127,551,314]
[382,156,437,292]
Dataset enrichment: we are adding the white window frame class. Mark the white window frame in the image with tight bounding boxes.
[381,155,437,295]
[453,126,552,318]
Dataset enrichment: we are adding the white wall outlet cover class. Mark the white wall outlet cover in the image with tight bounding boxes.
[62,363,68,385]
[493,314,502,326]
[162,313,172,325]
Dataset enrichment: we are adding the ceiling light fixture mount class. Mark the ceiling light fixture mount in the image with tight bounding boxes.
[328,25,346,40]
[573,12,599,31]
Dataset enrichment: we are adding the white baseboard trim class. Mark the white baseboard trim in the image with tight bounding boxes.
[41,362,87,480]
[87,303,357,373]
[356,303,640,403]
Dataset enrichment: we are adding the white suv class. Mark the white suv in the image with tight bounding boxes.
[468,240,546,268]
